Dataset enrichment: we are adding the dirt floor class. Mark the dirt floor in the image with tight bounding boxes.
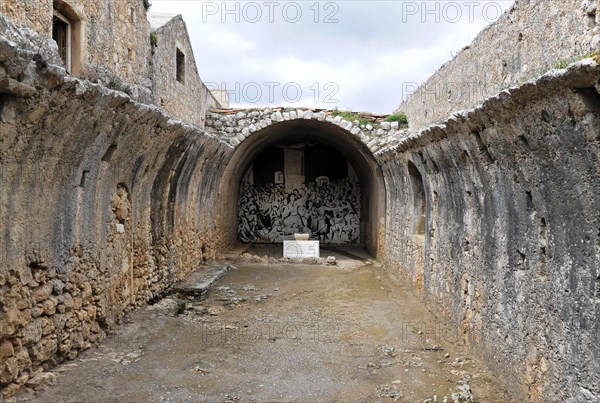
[27,255,513,402]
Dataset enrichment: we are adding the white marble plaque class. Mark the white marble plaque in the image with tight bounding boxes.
[283,240,320,259]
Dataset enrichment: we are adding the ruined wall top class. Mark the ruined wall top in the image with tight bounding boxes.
[384,58,600,158]
[397,0,600,129]
[206,107,407,155]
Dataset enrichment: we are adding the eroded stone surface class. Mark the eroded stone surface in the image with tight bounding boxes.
[0,21,228,397]
[380,60,600,401]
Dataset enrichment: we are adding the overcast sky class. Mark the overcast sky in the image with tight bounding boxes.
[151,0,515,113]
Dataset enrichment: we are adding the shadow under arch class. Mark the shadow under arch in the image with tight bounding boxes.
[217,119,386,257]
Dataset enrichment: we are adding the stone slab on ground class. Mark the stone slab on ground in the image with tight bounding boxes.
[173,263,235,298]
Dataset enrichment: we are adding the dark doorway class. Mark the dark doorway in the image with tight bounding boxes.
[52,15,69,69]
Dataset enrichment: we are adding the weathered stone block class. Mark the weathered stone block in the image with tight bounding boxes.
[30,338,57,363]
[0,357,19,384]
[25,371,57,390]
[1,382,21,398]
[32,283,53,302]
[22,319,43,345]
[0,77,37,97]
[0,340,15,360]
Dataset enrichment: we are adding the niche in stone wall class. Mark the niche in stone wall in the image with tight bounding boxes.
[176,48,185,84]
[111,183,131,234]
[238,143,361,244]
[408,161,426,235]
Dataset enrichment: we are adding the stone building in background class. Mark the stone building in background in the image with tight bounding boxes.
[0,0,222,126]
[148,13,220,127]
[210,89,230,109]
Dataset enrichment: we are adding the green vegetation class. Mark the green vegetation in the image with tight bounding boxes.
[150,32,158,55]
[143,0,152,12]
[331,108,369,125]
[150,32,158,48]
[519,51,600,84]
[385,112,408,125]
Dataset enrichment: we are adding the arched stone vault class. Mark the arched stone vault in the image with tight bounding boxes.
[209,111,391,256]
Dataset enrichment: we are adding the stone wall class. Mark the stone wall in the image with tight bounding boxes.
[76,0,150,87]
[0,2,222,128]
[149,14,221,127]
[0,0,53,37]
[0,20,230,397]
[206,108,403,150]
[380,61,600,401]
[0,0,151,86]
[397,0,600,128]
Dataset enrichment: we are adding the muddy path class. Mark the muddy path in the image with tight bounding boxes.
[29,263,512,402]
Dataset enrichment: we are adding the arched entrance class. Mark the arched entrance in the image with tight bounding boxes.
[217,117,386,256]
[238,143,362,244]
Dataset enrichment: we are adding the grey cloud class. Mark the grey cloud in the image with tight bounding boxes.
[152,0,514,112]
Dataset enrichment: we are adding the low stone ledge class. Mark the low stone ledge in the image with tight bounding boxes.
[377,59,600,159]
[173,263,235,298]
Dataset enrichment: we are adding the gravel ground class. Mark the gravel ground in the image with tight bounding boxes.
[27,262,513,402]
